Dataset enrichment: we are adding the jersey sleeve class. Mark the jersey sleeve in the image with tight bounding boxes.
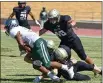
[63,15,72,21]
[44,21,49,30]
[26,6,31,14]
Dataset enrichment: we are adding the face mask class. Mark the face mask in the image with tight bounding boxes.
[49,17,58,24]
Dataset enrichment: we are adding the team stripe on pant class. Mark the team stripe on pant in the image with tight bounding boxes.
[40,41,49,64]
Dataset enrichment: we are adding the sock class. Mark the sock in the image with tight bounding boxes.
[33,76,42,82]
[61,64,68,70]
[38,76,43,80]
[47,71,60,81]
[47,71,54,78]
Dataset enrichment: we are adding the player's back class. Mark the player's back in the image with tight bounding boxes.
[10,26,40,48]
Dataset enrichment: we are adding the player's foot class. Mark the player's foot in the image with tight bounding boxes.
[99,70,102,75]
[51,75,60,82]
[93,65,102,77]
[33,76,42,83]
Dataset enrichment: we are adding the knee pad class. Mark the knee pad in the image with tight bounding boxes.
[33,60,42,70]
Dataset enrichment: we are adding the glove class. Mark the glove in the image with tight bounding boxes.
[35,20,43,29]
[35,20,40,25]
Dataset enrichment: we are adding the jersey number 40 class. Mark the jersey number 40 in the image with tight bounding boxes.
[55,30,67,37]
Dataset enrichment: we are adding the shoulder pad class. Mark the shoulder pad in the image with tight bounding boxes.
[26,6,31,10]
[61,15,71,21]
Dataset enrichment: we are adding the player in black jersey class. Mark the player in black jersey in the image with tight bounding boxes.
[4,1,41,55]
[53,45,102,81]
[5,1,40,29]
[39,9,100,69]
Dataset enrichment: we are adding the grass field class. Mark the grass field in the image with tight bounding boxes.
[1,32,102,83]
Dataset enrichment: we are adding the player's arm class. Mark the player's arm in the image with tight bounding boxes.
[68,20,78,29]
[29,12,41,26]
[24,53,32,64]
[8,12,15,19]
[67,15,78,30]
[15,31,31,52]
[39,28,48,36]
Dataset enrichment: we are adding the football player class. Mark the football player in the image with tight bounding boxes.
[6,1,40,29]
[39,9,100,72]
[4,19,75,82]
[4,1,41,55]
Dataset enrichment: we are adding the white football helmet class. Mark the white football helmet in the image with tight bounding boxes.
[46,40,55,49]
[5,19,19,33]
[5,19,19,29]
[55,48,68,61]
[48,9,60,24]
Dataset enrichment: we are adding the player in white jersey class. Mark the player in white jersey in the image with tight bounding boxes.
[4,19,75,82]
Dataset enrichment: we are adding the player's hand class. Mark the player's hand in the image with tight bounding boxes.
[5,31,9,36]
[24,45,31,52]
[35,20,43,29]
[74,26,78,30]
[35,20,40,25]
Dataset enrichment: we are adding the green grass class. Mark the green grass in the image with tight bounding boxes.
[1,32,102,83]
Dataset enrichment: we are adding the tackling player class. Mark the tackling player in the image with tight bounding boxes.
[39,9,100,72]
[4,19,75,82]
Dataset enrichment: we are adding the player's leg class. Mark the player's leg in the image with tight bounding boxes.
[18,44,26,56]
[72,73,91,81]
[31,38,60,82]
[72,36,94,64]
[32,38,75,79]
[71,37,102,75]
[57,68,91,81]
[73,61,102,75]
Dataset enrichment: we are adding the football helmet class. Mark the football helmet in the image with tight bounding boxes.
[46,40,55,49]
[48,9,60,24]
[55,48,68,61]
[5,19,19,32]
[18,1,26,8]
[18,1,26,4]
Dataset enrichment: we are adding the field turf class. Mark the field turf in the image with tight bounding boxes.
[1,32,102,83]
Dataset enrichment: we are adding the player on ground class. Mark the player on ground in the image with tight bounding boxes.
[33,41,102,82]
[39,9,100,72]
[4,19,75,82]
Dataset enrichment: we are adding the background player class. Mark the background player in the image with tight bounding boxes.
[5,1,40,29]
[39,7,48,29]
